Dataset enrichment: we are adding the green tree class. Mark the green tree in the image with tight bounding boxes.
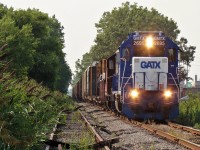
[55,56,72,92]
[178,37,196,81]
[0,3,10,19]
[74,2,196,82]
[0,4,74,149]
[0,16,37,76]
[0,5,72,92]
[10,9,69,90]
[72,52,93,84]
[92,2,180,60]
[72,59,83,84]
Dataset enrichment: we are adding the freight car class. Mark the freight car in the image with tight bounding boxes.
[73,31,180,120]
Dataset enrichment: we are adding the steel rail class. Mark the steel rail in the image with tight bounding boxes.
[84,102,200,149]
[168,122,200,136]
[46,109,110,150]
[45,116,60,150]
[127,119,200,150]
[79,111,110,150]
[105,110,200,150]
[141,123,200,150]
[45,126,56,150]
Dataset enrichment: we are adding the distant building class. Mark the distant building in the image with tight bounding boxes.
[195,75,200,88]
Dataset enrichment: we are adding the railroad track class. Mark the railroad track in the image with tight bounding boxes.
[45,109,118,150]
[79,102,200,150]
[152,122,200,149]
[136,121,200,150]
[109,112,200,150]
[45,102,200,149]
[111,111,200,150]
[168,122,200,136]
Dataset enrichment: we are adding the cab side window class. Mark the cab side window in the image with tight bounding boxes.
[116,51,120,63]
[168,48,176,62]
[122,48,130,61]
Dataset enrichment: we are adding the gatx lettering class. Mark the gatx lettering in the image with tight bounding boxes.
[141,61,161,69]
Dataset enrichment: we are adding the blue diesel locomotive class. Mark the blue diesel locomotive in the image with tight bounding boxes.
[73,31,180,120]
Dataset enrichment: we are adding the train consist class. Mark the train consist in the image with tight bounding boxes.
[73,31,180,120]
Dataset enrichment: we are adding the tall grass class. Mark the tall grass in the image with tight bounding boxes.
[177,93,200,129]
[0,73,75,149]
[69,111,95,150]
[0,45,75,149]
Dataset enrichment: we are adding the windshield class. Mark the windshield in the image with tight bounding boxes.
[133,45,165,57]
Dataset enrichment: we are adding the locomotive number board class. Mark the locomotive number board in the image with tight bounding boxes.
[133,36,165,46]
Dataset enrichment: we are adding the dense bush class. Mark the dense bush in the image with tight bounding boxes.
[0,48,74,149]
[0,72,74,149]
[0,4,74,149]
[177,93,200,129]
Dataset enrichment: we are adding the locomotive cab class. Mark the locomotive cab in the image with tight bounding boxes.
[117,31,179,120]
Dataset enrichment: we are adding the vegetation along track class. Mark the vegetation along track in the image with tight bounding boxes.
[45,109,118,150]
[78,102,189,150]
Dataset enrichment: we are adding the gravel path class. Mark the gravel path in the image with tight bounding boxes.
[79,102,187,150]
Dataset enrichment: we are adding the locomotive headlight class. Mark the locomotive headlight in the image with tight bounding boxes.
[146,36,153,48]
[130,90,139,98]
[164,90,172,98]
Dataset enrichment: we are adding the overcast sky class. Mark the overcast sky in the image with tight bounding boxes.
[0,0,200,81]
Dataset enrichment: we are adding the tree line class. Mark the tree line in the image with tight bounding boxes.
[0,3,72,92]
[0,3,74,149]
[73,2,196,84]
[0,44,74,149]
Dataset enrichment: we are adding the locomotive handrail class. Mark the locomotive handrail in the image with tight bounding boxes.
[122,74,133,104]
[168,73,180,101]
[121,77,131,79]
[122,71,163,104]
[122,71,168,105]
[131,72,179,89]
[176,66,181,101]
[120,59,127,90]
[121,72,180,106]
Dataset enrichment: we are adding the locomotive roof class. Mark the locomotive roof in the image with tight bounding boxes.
[133,31,164,35]
[130,31,165,38]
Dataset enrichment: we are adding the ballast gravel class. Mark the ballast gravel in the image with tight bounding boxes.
[79,102,187,150]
